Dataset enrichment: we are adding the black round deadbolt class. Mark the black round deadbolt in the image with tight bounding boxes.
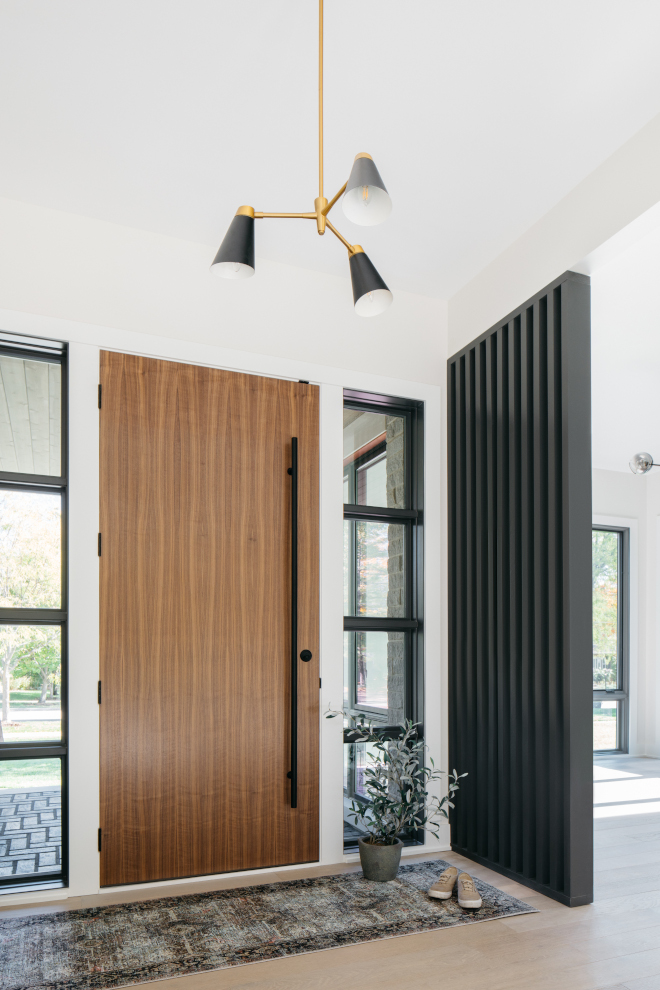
[300,649,312,662]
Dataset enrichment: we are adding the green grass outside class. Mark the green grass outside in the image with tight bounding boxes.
[1,721,61,742]
[0,758,61,790]
[0,689,60,709]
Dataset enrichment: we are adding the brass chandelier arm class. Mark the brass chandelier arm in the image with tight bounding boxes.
[322,181,348,216]
[254,212,317,219]
[325,219,356,254]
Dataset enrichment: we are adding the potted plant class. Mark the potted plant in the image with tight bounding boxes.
[327,712,465,882]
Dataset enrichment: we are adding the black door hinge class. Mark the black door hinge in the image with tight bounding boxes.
[98,681,102,704]
[98,828,102,852]
[98,384,102,409]
[98,533,102,556]
[319,678,322,689]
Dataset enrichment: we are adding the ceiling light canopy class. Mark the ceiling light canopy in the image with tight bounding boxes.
[210,0,392,317]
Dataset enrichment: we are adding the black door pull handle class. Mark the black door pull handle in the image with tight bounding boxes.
[300,650,312,662]
[289,437,298,809]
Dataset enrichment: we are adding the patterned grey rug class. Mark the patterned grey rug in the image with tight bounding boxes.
[0,860,536,989]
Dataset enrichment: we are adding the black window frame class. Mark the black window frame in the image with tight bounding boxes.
[0,331,68,893]
[592,524,629,755]
[342,389,423,849]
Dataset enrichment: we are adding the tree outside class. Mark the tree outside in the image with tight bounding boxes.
[592,529,619,749]
[592,529,619,689]
[14,628,61,705]
[0,491,61,744]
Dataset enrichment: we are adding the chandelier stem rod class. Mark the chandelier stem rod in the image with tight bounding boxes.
[325,219,355,254]
[319,0,323,200]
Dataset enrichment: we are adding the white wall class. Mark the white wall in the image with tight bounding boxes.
[0,206,448,904]
[590,221,660,474]
[0,198,446,386]
[591,468,660,758]
[593,469,646,532]
[447,111,660,356]
[642,472,660,759]
[592,469,644,754]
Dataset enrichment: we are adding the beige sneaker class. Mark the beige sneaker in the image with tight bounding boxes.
[428,866,458,900]
[457,872,482,909]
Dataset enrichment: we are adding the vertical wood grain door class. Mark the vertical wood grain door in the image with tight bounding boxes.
[99,352,319,886]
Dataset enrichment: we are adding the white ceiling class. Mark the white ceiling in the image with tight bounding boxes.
[2,1,660,299]
[592,223,660,474]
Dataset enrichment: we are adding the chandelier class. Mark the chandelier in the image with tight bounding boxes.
[210,0,393,317]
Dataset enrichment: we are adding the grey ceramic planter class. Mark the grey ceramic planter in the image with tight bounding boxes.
[358,837,404,881]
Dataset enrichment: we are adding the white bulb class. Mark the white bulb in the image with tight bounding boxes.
[342,184,392,226]
[210,261,254,280]
[354,288,393,318]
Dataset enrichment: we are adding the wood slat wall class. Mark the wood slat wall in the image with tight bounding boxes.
[447,271,593,907]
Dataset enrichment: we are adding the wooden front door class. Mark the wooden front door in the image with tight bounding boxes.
[99,353,319,886]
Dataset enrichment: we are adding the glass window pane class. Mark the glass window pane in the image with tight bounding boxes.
[343,628,350,709]
[358,455,386,507]
[0,490,61,608]
[356,631,388,709]
[353,741,381,800]
[344,521,406,617]
[0,758,62,878]
[593,530,619,690]
[343,409,405,508]
[343,742,370,844]
[594,699,618,751]
[343,519,351,617]
[0,627,61,744]
[343,740,416,846]
[0,356,61,476]
[345,630,406,720]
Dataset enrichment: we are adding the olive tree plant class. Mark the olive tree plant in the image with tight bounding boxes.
[327,709,466,845]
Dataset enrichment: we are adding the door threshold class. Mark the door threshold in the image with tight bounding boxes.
[100,860,322,893]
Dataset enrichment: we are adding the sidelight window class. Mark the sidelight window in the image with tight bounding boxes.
[592,526,628,753]
[0,334,67,891]
[342,391,422,850]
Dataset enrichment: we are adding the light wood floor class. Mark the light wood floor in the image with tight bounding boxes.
[4,756,660,990]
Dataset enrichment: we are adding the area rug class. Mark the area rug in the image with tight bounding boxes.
[0,859,536,989]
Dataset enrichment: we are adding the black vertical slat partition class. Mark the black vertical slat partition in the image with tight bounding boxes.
[448,271,593,907]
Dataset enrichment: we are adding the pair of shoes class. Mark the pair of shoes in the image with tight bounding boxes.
[428,866,482,909]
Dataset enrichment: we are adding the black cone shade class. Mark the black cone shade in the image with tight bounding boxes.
[349,250,393,317]
[343,154,392,226]
[210,213,255,279]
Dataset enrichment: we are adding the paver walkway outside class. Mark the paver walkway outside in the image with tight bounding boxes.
[0,788,62,878]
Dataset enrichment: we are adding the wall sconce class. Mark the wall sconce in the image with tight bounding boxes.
[629,452,659,475]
